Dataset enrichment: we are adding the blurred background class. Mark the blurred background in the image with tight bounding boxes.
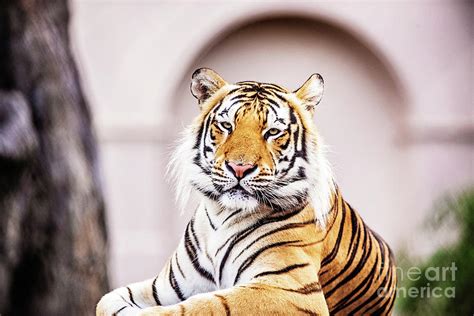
[0,0,472,315]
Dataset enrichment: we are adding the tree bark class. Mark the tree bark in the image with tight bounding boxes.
[0,0,109,315]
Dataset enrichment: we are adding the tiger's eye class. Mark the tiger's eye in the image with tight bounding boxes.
[220,122,233,131]
[264,128,282,140]
[268,128,280,135]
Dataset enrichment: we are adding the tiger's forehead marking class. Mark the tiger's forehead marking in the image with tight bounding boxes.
[213,81,292,127]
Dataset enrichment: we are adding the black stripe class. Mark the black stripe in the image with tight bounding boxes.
[215,294,231,316]
[256,90,275,100]
[169,263,186,301]
[277,281,322,295]
[262,83,287,93]
[291,107,307,160]
[228,93,251,103]
[226,99,248,114]
[370,226,388,265]
[273,91,288,103]
[211,99,225,115]
[203,145,213,156]
[225,87,241,96]
[254,263,309,278]
[215,237,233,256]
[193,127,204,150]
[265,97,282,110]
[152,276,161,305]
[345,203,360,257]
[175,253,185,278]
[113,306,128,315]
[194,107,215,150]
[278,126,306,177]
[184,225,215,283]
[265,102,278,118]
[118,294,133,308]
[205,208,217,230]
[233,220,314,262]
[236,81,258,86]
[234,239,301,284]
[278,133,292,151]
[189,218,201,251]
[201,114,213,157]
[193,184,219,201]
[321,201,347,268]
[192,151,202,168]
[205,250,213,262]
[240,87,259,93]
[127,287,140,308]
[222,209,241,225]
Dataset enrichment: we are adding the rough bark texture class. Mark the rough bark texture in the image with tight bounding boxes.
[0,0,109,315]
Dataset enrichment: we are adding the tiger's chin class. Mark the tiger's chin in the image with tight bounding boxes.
[219,190,259,212]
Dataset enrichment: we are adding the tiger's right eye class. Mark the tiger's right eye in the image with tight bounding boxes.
[219,121,233,132]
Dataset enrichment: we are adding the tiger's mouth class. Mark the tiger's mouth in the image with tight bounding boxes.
[226,184,252,195]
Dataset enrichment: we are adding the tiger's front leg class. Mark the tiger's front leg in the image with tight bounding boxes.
[139,250,329,316]
[97,225,216,316]
[138,277,329,316]
[96,253,213,316]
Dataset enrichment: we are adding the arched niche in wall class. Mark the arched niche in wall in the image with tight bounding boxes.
[169,15,411,248]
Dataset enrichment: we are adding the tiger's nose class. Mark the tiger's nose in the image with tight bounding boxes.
[225,161,256,179]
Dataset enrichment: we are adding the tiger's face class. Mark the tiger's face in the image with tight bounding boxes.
[175,68,329,213]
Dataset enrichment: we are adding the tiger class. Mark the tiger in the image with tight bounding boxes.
[96,68,397,315]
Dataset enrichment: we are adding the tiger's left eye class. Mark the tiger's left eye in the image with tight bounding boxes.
[268,128,280,135]
[265,128,282,139]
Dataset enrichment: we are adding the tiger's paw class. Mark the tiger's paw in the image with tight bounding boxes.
[96,293,142,316]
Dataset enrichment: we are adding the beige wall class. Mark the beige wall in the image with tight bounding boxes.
[70,0,473,287]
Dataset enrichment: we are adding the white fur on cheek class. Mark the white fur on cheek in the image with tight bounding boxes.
[166,125,202,212]
[307,136,335,228]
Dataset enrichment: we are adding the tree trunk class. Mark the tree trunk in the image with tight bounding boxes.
[0,0,109,315]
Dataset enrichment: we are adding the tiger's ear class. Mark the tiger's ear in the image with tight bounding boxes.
[294,74,324,112]
[190,68,227,105]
